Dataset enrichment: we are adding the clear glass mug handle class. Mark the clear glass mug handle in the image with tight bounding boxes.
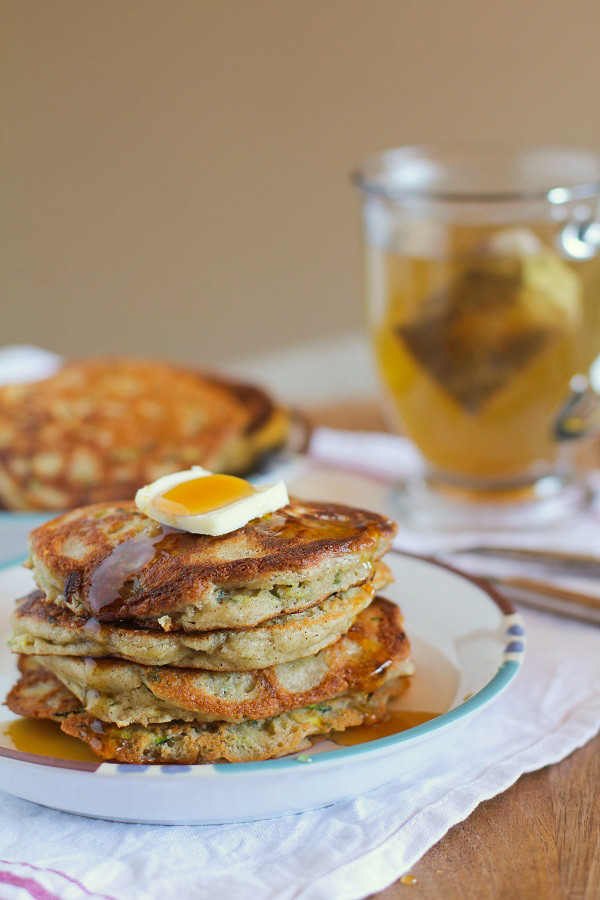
[554,211,600,440]
[555,373,600,440]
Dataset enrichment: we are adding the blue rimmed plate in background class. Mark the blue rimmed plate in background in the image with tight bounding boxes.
[0,512,56,565]
[0,550,524,824]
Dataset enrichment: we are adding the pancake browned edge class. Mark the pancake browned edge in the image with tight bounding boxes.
[0,358,290,511]
[7,658,409,764]
[28,499,397,630]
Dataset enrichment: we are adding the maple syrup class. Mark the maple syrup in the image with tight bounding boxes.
[0,718,99,763]
[330,710,439,746]
[252,510,373,542]
[88,525,188,615]
[155,474,255,516]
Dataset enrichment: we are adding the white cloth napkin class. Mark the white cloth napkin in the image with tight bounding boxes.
[0,404,599,899]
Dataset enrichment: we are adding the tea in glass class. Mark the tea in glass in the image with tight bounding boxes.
[355,145,600,528]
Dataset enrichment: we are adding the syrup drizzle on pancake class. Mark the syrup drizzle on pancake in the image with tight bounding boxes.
[88,526,186,615]
[86,508,378,617]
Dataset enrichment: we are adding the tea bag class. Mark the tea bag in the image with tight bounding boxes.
[398,228,582,414]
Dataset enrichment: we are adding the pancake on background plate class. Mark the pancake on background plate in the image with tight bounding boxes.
[0,358,289,511]
[7,495,415,763]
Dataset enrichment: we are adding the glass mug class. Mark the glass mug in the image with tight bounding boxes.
[354,144,600,529]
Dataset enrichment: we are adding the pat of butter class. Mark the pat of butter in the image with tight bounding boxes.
[134,467,289,536]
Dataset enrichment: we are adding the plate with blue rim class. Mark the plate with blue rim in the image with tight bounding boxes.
[0,549,524,824]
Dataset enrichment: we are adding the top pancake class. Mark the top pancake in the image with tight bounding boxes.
[28,499,396,629]
[0,358,289,511]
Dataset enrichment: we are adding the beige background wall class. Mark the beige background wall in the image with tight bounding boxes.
[3,0,600,368]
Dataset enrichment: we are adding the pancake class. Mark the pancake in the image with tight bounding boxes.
[10,579,377,670]
[27,599,413,726]
[28,499,396,630]
[7,657,409,763]
[0,358,289,511]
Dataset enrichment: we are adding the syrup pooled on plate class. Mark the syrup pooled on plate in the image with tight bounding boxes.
[0,718,99,763]
[330,710,439,746]
[154,474,256,516]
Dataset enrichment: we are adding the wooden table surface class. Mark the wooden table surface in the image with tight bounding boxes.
[308,401,600,900]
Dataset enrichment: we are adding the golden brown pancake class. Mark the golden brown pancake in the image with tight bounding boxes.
[10,579,377,670]
[0,358,289,511]
[25,599,412,725]
[7,656,410,763]
[28,500,396,630]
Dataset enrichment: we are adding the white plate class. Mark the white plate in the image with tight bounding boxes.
[0,552,524,824]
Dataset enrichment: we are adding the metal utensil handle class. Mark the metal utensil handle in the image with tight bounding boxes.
[452,546,600,577]
[490,576,600,626]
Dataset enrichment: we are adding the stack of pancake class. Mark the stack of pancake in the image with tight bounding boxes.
[7,499,414,763]
[0,358,290,511]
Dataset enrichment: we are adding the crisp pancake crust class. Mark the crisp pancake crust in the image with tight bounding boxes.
[28,599,413,725]
[28,500,396,628]
[7,657,410,763]
[10,580,377,670]
[0,358,289,511]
